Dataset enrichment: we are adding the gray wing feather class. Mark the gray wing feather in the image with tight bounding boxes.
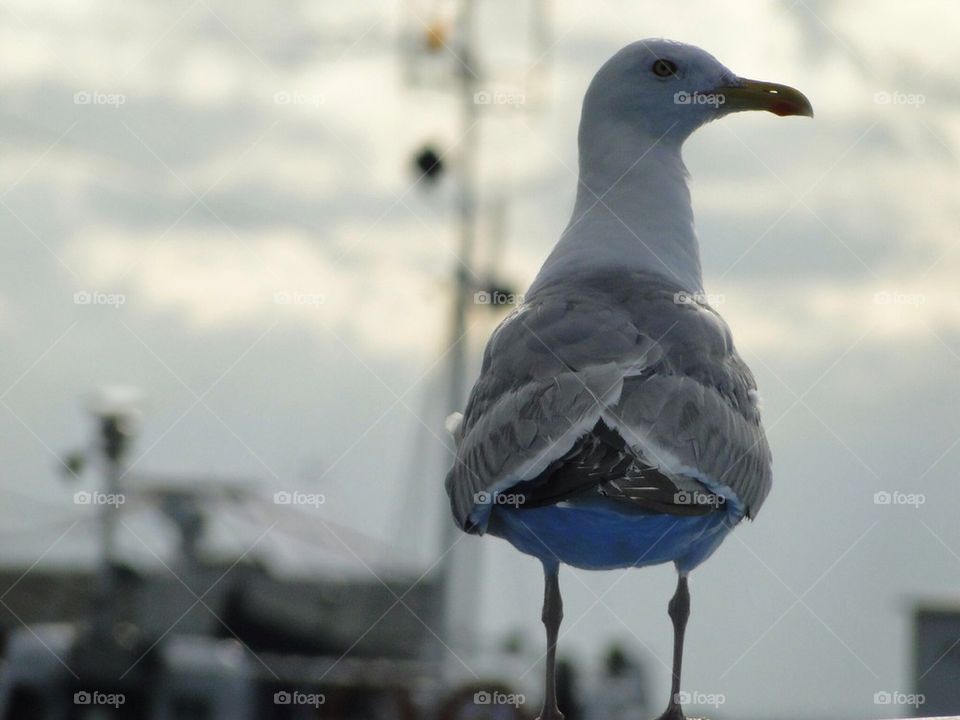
[609,367,770,515]
[445,269,772,532]
[447,361,625,532]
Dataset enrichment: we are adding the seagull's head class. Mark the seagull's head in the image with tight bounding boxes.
[582,39,813,143]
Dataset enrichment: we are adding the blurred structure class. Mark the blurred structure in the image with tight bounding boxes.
[913,596,960,717]
[0,392,528,719]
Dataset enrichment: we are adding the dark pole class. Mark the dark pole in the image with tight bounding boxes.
[437,0,481,654]
[90,402,136,642]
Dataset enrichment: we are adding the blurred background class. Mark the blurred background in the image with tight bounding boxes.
[0,0,959,718]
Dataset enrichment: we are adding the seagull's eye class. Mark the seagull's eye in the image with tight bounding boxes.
[651,59,677,78]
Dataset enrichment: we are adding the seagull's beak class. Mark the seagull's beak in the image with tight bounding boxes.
[714,78,814,118]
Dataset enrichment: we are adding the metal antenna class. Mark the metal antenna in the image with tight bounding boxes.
[436,0,483,655]
[401,0,552,657]
[84,386,142,641]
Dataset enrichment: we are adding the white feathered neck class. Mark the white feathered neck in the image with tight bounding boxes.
[529,118,704,296]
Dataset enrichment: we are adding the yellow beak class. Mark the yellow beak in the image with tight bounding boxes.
[714,78,814,118]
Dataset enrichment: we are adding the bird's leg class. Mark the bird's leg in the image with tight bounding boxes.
[538,563,564,720]
[657,574,690,720]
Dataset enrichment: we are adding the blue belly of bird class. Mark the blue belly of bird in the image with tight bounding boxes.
[487,501,738,573]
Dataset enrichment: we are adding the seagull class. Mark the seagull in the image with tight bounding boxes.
[445,39,811,720]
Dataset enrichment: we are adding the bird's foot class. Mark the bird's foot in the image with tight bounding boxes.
[536,707,565,720]
[654,705,711,720]
[654,703,686,720]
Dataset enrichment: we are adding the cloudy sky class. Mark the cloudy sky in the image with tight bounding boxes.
[2,1,960,718]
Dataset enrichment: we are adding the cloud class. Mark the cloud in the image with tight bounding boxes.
[721,273,959,356]
[68,225,451,355]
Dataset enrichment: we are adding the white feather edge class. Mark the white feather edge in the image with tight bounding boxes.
[600,410,746,517]
[444,411,464,437]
